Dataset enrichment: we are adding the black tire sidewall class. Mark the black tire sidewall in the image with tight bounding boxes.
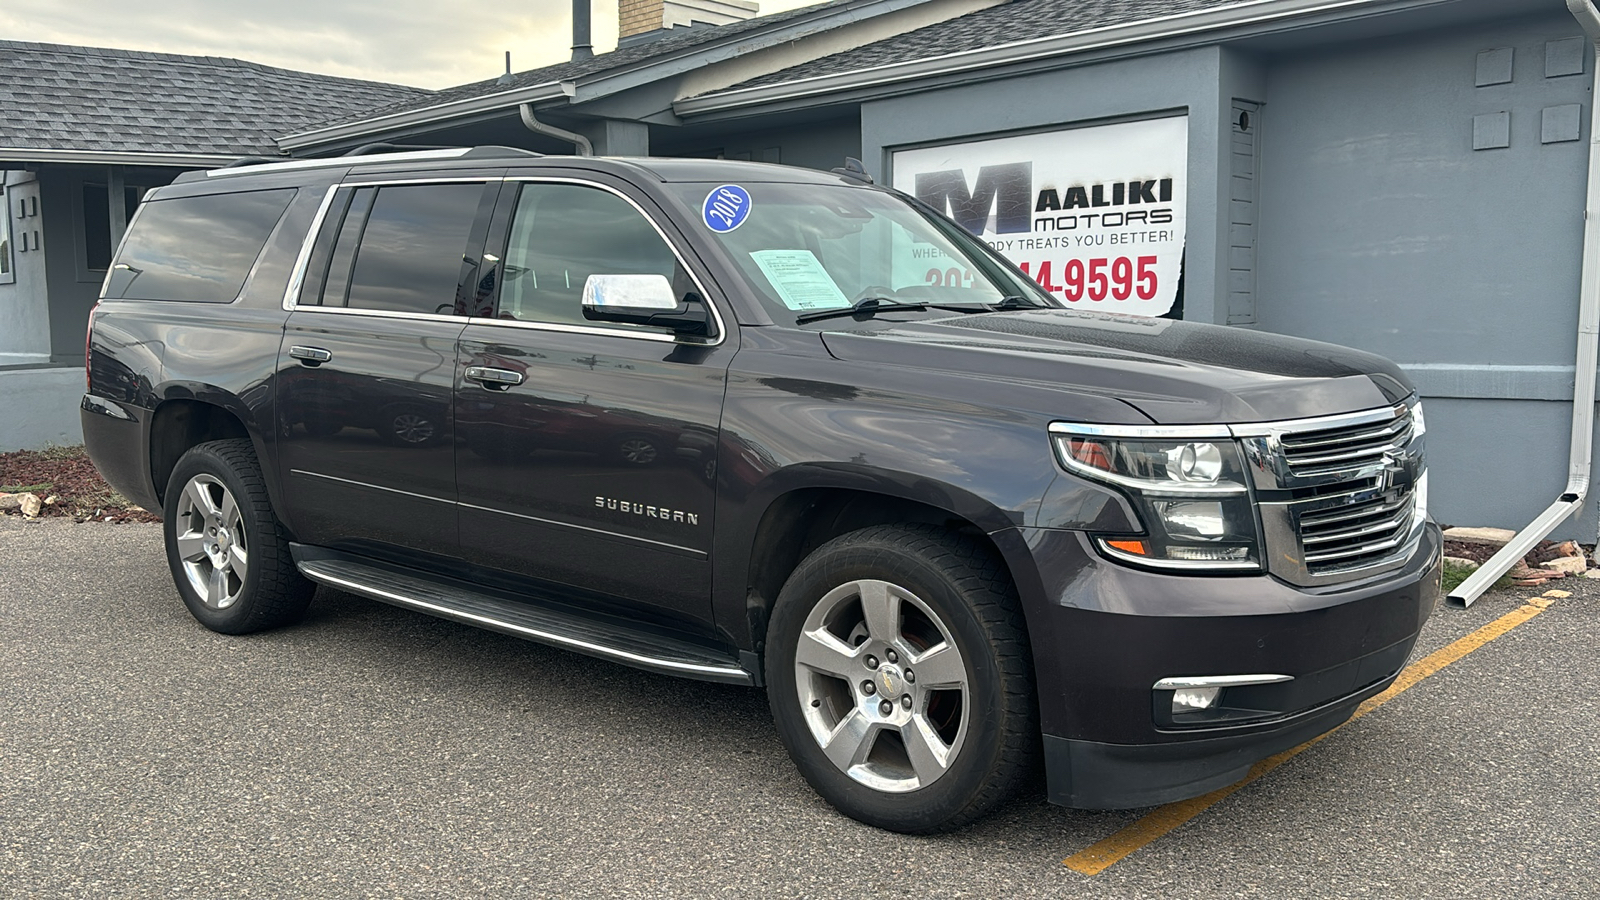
[162,441,280,633]
[765,529,1023,833]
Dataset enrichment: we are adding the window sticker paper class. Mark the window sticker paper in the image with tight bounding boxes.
[750,249,850,311]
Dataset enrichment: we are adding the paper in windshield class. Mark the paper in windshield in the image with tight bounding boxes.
[750,250,850,311]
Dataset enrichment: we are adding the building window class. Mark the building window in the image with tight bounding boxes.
[81,182,147,272]
[0,184,13,285]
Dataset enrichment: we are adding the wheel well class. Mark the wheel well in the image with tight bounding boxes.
[744,488,1011,650]
[149,400,250,505]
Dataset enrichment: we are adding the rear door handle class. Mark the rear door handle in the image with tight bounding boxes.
[464,366,525,389]
[289,345,332,366]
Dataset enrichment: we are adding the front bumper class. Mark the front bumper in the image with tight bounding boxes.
[1006,522,1441,809]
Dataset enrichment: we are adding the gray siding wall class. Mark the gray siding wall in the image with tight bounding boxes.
[39,167,107,362]
[1255,13,1596,535]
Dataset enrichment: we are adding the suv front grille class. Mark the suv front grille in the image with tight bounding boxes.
[1244,403,1424,587]
[1296,482,1416,575]
[1278,414,1413,476]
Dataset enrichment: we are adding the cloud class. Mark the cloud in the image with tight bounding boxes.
[11,0,821,89]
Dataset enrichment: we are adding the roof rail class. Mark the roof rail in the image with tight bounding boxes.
[219,156,282,169]
[461,145,544,159]
[343,142,455,157]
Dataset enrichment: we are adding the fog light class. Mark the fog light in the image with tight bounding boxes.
[1172,687,1221,712]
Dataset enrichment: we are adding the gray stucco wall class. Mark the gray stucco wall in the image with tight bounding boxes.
[1254,12,1596,536]
[0,368,85,451]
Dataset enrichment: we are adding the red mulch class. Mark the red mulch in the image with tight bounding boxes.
[0,446,159,524]
[1442,538,1582,568]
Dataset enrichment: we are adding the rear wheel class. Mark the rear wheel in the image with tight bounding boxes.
[765,524,1037,833]
[163,439,314,634]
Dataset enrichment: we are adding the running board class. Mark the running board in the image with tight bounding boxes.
[293,552,752,685]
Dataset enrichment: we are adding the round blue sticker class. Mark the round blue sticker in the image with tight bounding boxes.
[702,184,752,233]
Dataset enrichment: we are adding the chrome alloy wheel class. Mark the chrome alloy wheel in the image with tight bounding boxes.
[173,474,249,610]
[794,579,969,793]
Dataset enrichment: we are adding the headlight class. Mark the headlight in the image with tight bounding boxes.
[1051,425,1261,571]
[1411,401,1426,438]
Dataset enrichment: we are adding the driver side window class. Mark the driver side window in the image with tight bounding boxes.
[498,183,688,333]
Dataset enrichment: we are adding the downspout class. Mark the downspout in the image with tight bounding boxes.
[1448,0,1600,606]
[519,103,593,156]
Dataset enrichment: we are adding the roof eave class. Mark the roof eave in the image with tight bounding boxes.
[0,147,243,167]
[674,0,1456,117]
[278,81,574,152]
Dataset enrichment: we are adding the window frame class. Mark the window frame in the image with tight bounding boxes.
[480,176,726,346]
[282,175,728,345]
[283,177,500,322]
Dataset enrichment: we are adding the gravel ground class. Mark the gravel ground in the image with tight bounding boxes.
[1,517,1595,899]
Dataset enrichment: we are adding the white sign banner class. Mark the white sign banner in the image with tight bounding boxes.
[891,116,1188,317]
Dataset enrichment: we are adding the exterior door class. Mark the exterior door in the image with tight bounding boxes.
[276,179,497,555]
[454,178,735,626]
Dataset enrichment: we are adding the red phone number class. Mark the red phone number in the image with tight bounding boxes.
[1019,256,1159,302]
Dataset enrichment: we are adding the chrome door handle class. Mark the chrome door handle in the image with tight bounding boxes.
[464,366,525,389]
[289,345,332,366]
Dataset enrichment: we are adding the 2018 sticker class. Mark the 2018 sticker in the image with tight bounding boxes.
[702,185,751,233]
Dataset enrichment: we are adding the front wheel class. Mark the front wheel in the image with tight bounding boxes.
[765,524,1037,833]
[163,439,314,634]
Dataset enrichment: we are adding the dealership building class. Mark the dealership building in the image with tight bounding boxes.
[3,0,1597,541]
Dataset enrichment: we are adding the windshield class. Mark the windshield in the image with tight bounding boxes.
[665,182,1056,324]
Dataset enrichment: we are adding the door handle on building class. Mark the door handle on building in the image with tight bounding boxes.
[464,366,525,389]
[289,345,332,366]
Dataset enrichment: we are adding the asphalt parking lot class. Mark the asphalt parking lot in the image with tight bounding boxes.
[2,516,1596,899]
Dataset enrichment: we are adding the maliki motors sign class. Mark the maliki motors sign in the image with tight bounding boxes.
[892,116,1188,317]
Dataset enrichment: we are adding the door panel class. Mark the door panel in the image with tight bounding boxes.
[453,178,735,626]
[274,178,497,554]
[277,315,466,550]
[455,327,731,622]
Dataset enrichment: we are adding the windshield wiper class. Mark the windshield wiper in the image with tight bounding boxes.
[990,295,1045,310]
[795,297,929,324]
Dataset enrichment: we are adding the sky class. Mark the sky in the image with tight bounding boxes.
[10,0,823,89]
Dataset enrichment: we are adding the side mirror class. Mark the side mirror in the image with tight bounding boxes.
[581,274,711,337]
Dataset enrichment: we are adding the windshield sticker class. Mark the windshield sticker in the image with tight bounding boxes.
[702,184,752,233]
[750,250,850,311]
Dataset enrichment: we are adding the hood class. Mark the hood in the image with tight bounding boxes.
[818,309,1414,425]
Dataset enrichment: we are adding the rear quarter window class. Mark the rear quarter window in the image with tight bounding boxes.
[105,188,296,302]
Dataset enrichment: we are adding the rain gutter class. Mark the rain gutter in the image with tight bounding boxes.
[1448,0,1600,606]
[279,82,573,152]
[519,103,593,156]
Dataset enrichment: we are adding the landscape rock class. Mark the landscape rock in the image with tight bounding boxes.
[1540,555,1587,575]
[19,494,41,518]
[1443,555,1480,570]
[0,493,18,511]
[1555,540,1582,558]
[1584,569,1600,579]
[1441,526,1517,546]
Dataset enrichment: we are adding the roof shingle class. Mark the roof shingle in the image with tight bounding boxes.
[0,40,432,157]
[717,0,1247,93]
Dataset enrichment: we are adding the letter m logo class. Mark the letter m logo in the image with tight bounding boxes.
[914,162,1033,235]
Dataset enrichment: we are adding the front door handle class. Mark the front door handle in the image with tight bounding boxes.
[464,366,525,389]
[289,345,332,366]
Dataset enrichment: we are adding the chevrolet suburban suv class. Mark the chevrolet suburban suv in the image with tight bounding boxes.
[82,146,1441,833]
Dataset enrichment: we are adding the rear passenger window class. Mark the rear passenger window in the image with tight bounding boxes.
[308,183,484,315]
[105,189,296,301]
[498,183,688,332]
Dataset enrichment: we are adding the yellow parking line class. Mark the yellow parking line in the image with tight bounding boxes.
[1063,594,1559,876]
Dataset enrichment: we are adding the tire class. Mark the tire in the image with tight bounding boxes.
[162,439,314,635]
[765,524,1037,833]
